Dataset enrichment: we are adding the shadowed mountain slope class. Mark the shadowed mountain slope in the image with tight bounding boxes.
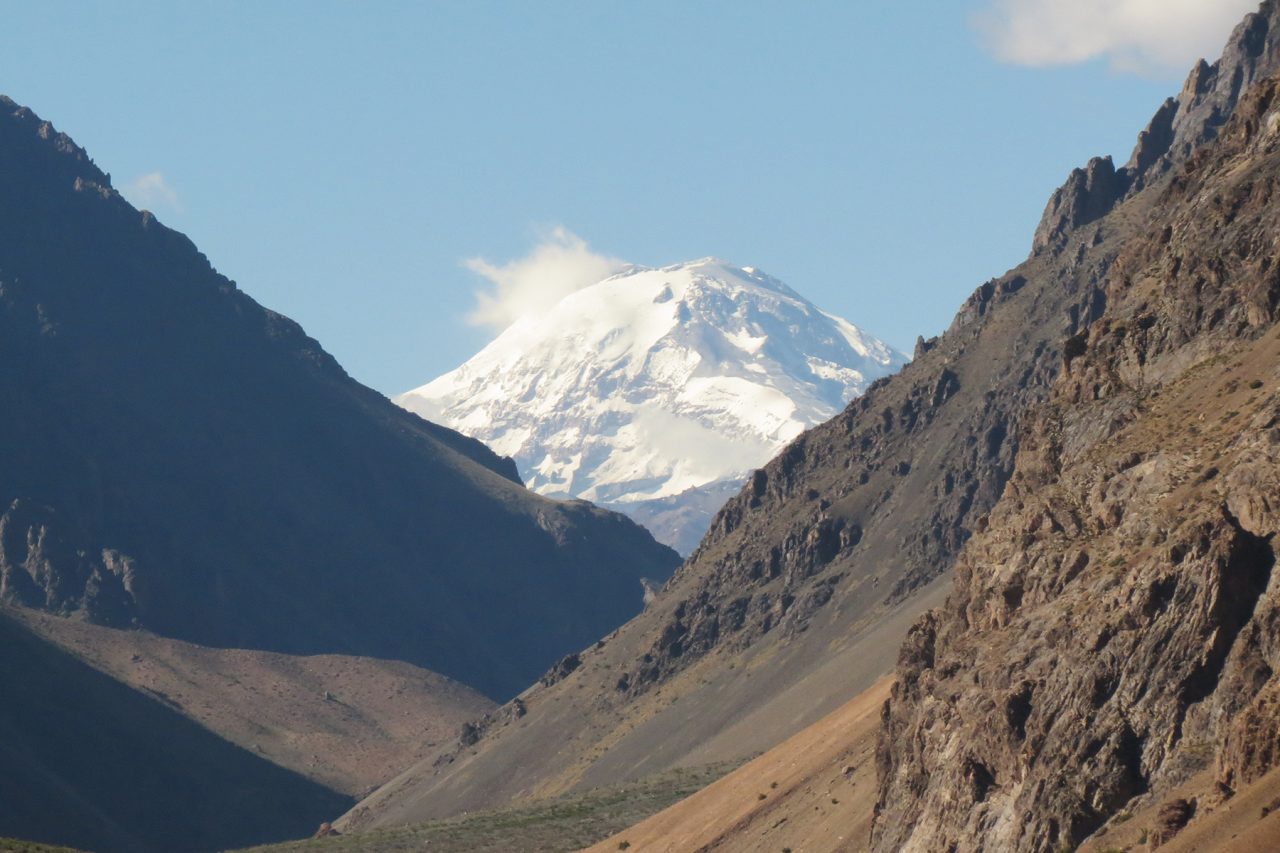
[0,95,678,702]
[0,612,351,853]
[11,608,493,798]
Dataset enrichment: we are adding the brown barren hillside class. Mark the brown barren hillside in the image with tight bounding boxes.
[0,612,351,853]
[12,608,493,797]
[583,678,889,853]
[1073,765,1280,852]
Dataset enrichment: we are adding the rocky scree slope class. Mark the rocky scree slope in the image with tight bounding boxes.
[0,96,678,701]
[582,678,892,853]
[397,259,904,556]
[875,62,1280,853]
[337,3,1280,832]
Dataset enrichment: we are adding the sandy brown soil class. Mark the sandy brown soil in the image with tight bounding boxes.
[1168,766,1280,853]
[1074,765,1280,853]
[582,678,890,853]
[10,607,493,796]
[585,675,1280,853]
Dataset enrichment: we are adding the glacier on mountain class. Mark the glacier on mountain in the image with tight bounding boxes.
[396,258,906,554]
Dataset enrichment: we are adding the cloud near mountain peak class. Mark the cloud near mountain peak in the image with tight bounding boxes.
[464,227,627,332]
[977,0,1260,75]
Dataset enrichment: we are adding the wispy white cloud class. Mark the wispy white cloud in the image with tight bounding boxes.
[465,227,627,331]
[975,0,1260,75]
[122,171,183,213]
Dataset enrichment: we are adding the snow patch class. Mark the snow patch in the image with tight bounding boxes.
[396,258,908,545]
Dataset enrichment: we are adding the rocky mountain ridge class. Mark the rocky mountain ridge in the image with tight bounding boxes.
[0,93,678,704]
[1034,0,1280,254]
[874,34,1280,853]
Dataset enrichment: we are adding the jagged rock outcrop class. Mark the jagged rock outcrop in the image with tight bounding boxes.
[1033,1,1280,253]
[874,63,1280,853]
[0,499,140,626]
[1136,3,1280,183]
[0,94,679,701]
[1032,156,1127,253]
[1150,798,1196,848]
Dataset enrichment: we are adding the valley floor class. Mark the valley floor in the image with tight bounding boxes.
[236,763,739,853]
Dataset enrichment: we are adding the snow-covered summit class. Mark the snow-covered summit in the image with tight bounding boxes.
[396,258,906,550]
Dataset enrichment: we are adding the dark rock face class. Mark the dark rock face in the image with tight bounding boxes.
[0,612,353,853]
[539,652,582,687]
[1151,798,1196,848]
[0,499,140,626]
[0,96,679,701]
[1032,156,1127,253]
[874,66,1280,853]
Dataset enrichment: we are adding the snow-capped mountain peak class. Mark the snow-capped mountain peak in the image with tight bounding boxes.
[396,259,907,551]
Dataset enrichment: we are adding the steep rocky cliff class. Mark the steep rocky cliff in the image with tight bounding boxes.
[875,54,1280,853]
[0,96,678,701]
[1033,1,1280,253]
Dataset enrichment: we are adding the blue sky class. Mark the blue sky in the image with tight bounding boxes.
[0,1,1258,393]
